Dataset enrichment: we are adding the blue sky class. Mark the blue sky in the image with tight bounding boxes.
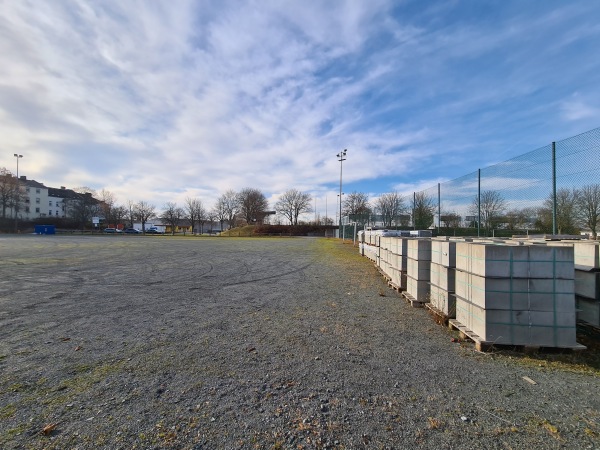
[1,0,599,221]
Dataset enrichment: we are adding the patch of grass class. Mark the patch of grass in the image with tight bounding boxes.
[0,403,16,419]
[0,423,28,444]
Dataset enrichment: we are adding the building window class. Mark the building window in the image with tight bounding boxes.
[35,207,40,213]
[49,201,53,206]
[25,207,30,213]
[36,198,40,204]
[36,188,40,194]
[49,210,52,216]
[25,198,30,203]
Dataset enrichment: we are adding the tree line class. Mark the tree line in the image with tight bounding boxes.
[2,166,598,237]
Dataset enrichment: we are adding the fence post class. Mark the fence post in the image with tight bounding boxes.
[477,168,481,237]
[438,183,441,233]
[552,141,557,235]
[413,192,416,230]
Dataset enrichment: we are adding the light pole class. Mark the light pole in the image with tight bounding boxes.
[13,154,23,233]
[337,149,347,239]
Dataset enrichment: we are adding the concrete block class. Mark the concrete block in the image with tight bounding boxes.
[575,270,600,300]
[456,298,578,347]
[407,276,430,302]
[576,295,600,327]
[431,239,457,267]
[396,238,408,256]
[456,242,574,279]
[455,270,575,312]
[430,262,455,292]
[430,284,456,317]
[407,257,430,281]
[407,238,432,261]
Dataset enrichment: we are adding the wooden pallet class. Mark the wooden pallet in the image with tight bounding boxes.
[448,319,587,352]
[425,303,450,326]
[387,280,403,292]
[401,291,426,308]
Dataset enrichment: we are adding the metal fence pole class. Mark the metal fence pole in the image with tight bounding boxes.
[477,168,481,237]
[413,192,416,230]
[552,141,557,235]
[438,183,441,233]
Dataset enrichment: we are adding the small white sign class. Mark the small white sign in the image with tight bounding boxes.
[92,217,100,224]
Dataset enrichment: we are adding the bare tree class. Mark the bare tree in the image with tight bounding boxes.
[217,190,239,230]
[536,188,578,235]
[213,199,228,231]
[237,188,269,225]
[275,189,312,225]
[161,202,184,235]
[342,192,371,225]
[413,192,435,229]
[113,205,127,228]
[66,187,101,230]
[575,184,600,238]
[470,190,507,235]
[134,201,156,232]
[98,189,117,226]
[184,197,205,235]
[0,168,20,219]
[375,192,406,227]
[441,211,461,229]
[126,200,137,228]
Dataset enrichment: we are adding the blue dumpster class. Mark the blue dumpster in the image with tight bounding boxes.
[34,225,56,235]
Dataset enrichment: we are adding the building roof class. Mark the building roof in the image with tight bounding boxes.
[19,176,47,189]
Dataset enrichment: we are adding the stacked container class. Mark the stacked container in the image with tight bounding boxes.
[454,241,579,347]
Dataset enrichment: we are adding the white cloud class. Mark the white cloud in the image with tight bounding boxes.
[0,0,599,217]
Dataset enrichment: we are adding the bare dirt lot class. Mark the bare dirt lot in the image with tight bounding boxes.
[1,235,599,449]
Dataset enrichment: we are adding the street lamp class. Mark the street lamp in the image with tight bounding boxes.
[13,153,22,178]
[13,154,23,233]
[337,149,347,239]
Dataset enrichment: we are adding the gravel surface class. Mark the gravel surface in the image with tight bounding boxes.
[1,235,599,449]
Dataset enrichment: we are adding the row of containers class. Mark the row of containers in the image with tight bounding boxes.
[358,230,600,349]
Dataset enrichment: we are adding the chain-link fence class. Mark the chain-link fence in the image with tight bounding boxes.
[412,126,600,237]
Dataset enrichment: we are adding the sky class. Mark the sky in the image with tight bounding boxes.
[1,0,599,222]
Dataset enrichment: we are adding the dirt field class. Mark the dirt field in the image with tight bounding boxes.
[1,235,599,449]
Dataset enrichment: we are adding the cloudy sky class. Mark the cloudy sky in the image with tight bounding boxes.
[1,0,599,220]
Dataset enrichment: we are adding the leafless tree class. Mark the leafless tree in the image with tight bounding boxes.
[237,188,269,224]
[275,189,312,225]
[440,211,461,229]
[216,190,239,230]
[134,201,156,232]
[375,192,406,227]
[213,199,228,231]
[470,190,507,234]
[184,197,205,235]
[113,205,127,228]
[0,168,21,219]
[536,188,578,235]
[161,202,184,235]
[575,184,600,238]
[413,192,436,229]
[126,200,137,228]
[342,192,371,225]
[98,189,117,226]
[66,187,101,230]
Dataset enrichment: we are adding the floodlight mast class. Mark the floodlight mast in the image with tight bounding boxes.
[336,149,347,239]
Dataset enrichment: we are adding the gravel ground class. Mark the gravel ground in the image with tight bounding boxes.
[1,234,599,449]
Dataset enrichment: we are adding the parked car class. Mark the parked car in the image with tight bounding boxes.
[103,227,117,233]
[145,228,164,234]
[123,228,141,234]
